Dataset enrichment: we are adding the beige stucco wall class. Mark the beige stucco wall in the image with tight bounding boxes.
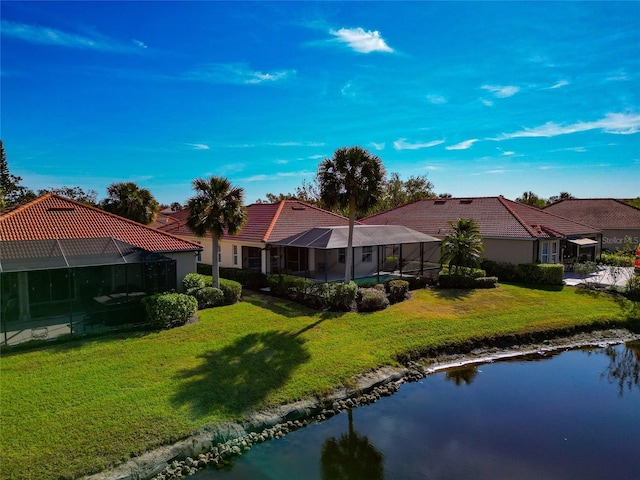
[163,251,198,292]
[602,229,640,250]
[481,238,537,264]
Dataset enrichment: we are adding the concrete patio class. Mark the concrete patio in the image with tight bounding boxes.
[563,266,635,288]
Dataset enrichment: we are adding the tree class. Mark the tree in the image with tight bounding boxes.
[374,172,435,213]
[548,192,574,204]
[516,191,547,208]
[38,186,98,205]
[317,146,385,282]
[440,218,484,274]
[0,140,36,208]
[100,182,160,224]
[170,202,183,212]
[186,176,246,288]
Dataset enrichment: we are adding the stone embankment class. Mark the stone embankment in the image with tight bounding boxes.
[85,328,640,480]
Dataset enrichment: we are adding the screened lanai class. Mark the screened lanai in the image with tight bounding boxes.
[0,237,177,346]
[266,225,441,283]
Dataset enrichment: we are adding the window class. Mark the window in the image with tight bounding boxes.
[541,242,549,263]
[338,248,346,264]
[362,246,373,263]
[218,245,221,263]
[233,245,238,266]
[551,242,558,263]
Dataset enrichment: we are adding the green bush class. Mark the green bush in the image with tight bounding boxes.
[196,263,213,276]
[220,267,268,290]
[266,275,357,311]
[481,260,519,282]
[193,287,225,309]
[440,265,486,278]
[327,281,358,311]
[387,280,410,304]
[182,272,206,293]
[438,274,498,289]
[142,293,197,328]
[516,263,564,285]
[601,251,634,267]
[357,287,389,312]
[219,278,242,305]
[625,276,640,302]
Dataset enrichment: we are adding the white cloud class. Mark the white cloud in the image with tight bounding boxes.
[185,63,295,85]
[268,141,325,147]
[330,27,393,53]
[243,170,315,182]
[132,39,147,49]
[1,20,145,54]
[426,94,447,105]
[480,98,494,107]
[548,79,569,89]
[393,138,445,150]
[186,143,209,150]
[370,142,385,151]
[481,84,520,98]
[308,154,324,160]
[501,151,515,156]
[497,112,640,140]
[446,139,479,150]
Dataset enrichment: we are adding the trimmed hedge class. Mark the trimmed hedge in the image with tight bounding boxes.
[182,272,206,293]
[182,273,243,306]
[387,280,410,304]
[142,293,197,328]
[193,287,225,309]
[219,278,242,305]
[266,274,358,311]
[482,261,564,286]
[438,274,498,289]
[219,267,268,290]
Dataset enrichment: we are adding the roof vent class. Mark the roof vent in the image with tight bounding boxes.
[460,199,473,204]
[291,206,306,211]
[434,200,447,205]
[47,207,75,212]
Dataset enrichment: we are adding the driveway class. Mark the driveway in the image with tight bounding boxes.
[563,266,635,288]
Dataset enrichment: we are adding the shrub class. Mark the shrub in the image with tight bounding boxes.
[357,287,390,312]
[220,267,268,290]
[219,278,242,305]
[182,273,206,293]
[625,275,640,302]
[407,276,432,290]
[440,266,486,278]
[327,281,358,311]
[601,251,634,268]
[142,293,197,328]
[387,280,410,304]
[193,287,225,309]
[481,260,518,282]
[516,263,564,286]
[196,263,213,276]
[438,274,498,289]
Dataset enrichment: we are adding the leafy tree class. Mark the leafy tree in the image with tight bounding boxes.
[170,202,183,212]
[37,186,98,205]
[516,191,547,208]
[438,192,453,198]
[374,172,435,213]
[100,182,160,224]
[0,140,36,208]
[186,176,247,288]
[317,146,385,282]
[259,179,321,205]
[623,197,640,209]
[440,218,484,274]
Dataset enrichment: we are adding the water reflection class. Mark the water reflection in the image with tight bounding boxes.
[600,340,640,395]
[321,409,384,480]
[444,365,479,386]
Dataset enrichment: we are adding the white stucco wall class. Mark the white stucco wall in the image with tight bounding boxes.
[163,251,199,292]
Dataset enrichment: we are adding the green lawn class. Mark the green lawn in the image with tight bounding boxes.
[1,284,638,479]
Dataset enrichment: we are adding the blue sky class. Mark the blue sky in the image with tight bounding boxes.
[2,1,639,206]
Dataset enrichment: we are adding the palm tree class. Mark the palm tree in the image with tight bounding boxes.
[186,176,246,288]
[101,182,159,224]
[440,218,484,274]
[317,146,385,282]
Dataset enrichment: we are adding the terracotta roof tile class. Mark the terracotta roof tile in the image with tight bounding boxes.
[544,198,640,229]
[0,194,201,253]
[362,196,599,239]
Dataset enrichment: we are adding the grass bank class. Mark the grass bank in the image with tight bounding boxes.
[1,284,638,479]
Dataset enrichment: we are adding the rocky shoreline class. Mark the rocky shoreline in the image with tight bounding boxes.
[85,327,640,480]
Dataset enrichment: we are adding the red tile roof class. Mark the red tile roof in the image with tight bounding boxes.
[362,196,599,239]
[0,194,201,253]
[157,200,353,243]
[543,198,640,229]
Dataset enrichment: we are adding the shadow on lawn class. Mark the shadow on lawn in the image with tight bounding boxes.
[172,329,311,418]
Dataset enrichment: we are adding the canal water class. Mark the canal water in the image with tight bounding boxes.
[195,341,640,480]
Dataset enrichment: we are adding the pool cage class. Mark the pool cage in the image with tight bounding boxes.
[0,237,176,346]
[266,225,441,284]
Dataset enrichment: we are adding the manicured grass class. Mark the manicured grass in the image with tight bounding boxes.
[1,284,638,479]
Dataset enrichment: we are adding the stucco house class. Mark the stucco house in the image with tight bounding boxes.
[157,199,440,282]
[0,194,202,345]
[362,196,602,268]
[544,198,640,251]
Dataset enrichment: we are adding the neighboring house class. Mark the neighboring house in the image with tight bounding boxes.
[362,196,601,267]
[0,194,202,345]
[157,199,440,282]
[544,198,640,251]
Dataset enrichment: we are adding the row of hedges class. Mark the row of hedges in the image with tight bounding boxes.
[141,293,198,329]
[481,261,564,286]
[267,275,412,312]
[197,264,268,290]
[438,273,498,289]
[182,273,242,306]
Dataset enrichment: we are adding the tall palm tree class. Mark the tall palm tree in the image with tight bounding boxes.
[440,218,484,274]
[317,146,385,283]
[186,176,246,288]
